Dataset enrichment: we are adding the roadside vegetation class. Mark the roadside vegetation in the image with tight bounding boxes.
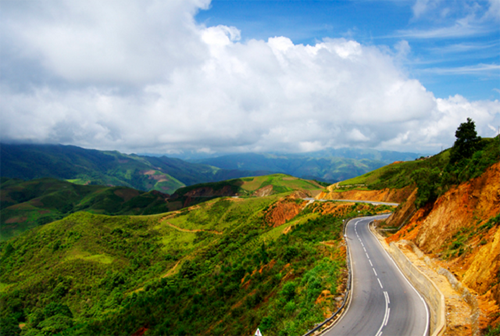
[0,193,391,336]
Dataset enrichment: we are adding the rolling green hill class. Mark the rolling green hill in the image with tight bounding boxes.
[336,150,451,190]
[0,194,392,336]
[0,144,271,194]
[0,174,326,241]
[0,178,177,241]
[172,174,325,198]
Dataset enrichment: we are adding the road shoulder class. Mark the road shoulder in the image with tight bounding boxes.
[371,224,473,336]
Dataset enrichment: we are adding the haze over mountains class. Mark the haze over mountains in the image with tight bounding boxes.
[0,144,421,193]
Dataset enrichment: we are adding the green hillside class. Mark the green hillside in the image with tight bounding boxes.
[0,178,178,241]
[173,174,325,198]
[337,135,499,207]
[337,150,451,190]
[0,144,270,194]
[1,174,325,241]
[0,194,392,336]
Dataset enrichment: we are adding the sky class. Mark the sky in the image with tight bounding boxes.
[1,0,499,155]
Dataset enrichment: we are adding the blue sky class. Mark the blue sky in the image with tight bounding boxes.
[197,0,500,100]
[1,0,499,154]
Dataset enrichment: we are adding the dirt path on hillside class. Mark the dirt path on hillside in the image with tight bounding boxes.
[161,219,222,235]
[162,260,182,278]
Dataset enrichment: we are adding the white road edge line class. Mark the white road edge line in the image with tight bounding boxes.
[368,220,430,336]
[322,214,392,335]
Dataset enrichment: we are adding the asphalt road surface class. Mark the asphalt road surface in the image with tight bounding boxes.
[324,215,429,336]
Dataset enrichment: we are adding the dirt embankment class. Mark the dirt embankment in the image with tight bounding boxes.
[253,185,273,197]
[384,188,418,228]
[317,185,413,204]
[264,198,305,227]
[387,161,500,331]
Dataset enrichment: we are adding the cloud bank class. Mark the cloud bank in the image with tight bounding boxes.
[1,0,499,154]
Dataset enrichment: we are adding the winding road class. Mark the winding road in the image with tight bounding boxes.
[324,214,429,336]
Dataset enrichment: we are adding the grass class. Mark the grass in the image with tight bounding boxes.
[0,193,392,336]
[0,283,12,293]
[338,150,450,190]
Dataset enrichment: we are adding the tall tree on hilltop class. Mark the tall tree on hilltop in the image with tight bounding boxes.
[450,117,481,164]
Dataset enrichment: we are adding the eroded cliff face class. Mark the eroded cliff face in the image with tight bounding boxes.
[384,188,418,228]
[264,198,304,227]
[317,185,413,203]
[387,161,500,329]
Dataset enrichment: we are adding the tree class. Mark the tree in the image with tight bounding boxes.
[450,118,481,164]
[0,316,21,336]
[411,167,441,208]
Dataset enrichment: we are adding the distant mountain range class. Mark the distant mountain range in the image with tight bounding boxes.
[0,144,271,194]
[0,143,421,192]
[193,151,420,183]
[167,147,422,162]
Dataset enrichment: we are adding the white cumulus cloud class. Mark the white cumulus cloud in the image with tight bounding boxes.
[0,0,499,155]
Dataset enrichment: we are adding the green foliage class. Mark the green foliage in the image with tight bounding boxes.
[449,118,481,164]
[0,315,21,336]
[411,167,441,208]
[340,122,499,209]
[0,178,174,241]
[485,323,500,336]
[0,193,390,335]
[480,213,500,231]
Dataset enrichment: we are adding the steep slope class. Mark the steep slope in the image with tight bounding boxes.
[386,162,500,331]
[0,194,392,336]
[0,144,270,194]
[371,135,500,333]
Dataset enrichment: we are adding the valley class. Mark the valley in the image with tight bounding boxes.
[0,131,498,335]
[0,192,392,335]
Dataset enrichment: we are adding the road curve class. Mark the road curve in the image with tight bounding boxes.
[324,215,429,336]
